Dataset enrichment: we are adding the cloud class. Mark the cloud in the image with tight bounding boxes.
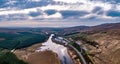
[0,0,53,9]
[97,10,104,15]
[60,10,90,18]
[28,0,42,2]
[0,0,120,22]
[44,9,57,15]
[0,0,8,5]
[92,6,102,13]
[0,14,29,21]
[106,10,120,17]
[95,0,120,4]
[54,0,88,3]
[87,16,97,20]
[41,12,62,19]
[29,11,41,17]
[30,12,62,20]
[0,8,37,15]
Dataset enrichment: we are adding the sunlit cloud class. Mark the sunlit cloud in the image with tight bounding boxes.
[0,0,120,27]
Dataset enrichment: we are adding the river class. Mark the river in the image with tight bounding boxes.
[36,34,74,64]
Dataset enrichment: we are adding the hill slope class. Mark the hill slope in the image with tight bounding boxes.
[64,22,120,64]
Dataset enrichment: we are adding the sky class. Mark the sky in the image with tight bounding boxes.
[0,0,120,27]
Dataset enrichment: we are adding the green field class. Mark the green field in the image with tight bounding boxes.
[0,32,47,50]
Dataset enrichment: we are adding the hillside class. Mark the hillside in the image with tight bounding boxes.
[57,23,120,36]
[0,51,28,64]
[86,29,120,64]
[65,22,120,64]
[0,22,120,64]
[57,26,89,35]
[83,23,120,33]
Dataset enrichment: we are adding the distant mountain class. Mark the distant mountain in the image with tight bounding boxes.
[58,26,89,35]
[83,22,120,33]
[56,22,120,35]
[0,22,120,35]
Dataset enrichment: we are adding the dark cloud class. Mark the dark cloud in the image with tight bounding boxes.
[0,14,28,21]
[0,0,50,9]
[29,11,41,17]
[0,0,7,4]
[87,16,97,20]
[106,0,120,3]
[106,10,120,17]
[17,0,52,9]
[0,0,9,8]
[115,0,120,3]
[0,15,6,21]
[60,10,90,18]
[97,10,104,15]
[44,9,57,15]
[89,0,120,4]
[92,7,102,13]
[0,0,66,9]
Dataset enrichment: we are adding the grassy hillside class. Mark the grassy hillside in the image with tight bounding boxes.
[0,51,28,64]
[0,32,47,50]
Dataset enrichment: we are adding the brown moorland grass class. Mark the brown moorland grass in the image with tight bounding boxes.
[26,50,61,64]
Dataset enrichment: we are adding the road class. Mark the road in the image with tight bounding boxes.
[53,36,88,64]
